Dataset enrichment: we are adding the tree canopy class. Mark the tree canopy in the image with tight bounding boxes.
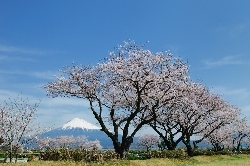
[44,41,247,157]
[44,41,189,158]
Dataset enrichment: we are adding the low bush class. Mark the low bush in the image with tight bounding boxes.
[35,148,250,162]
[40,148,118,162]
[127,153,148,160]
[193,148,250,156]
[0,153,4,158]
[128,149,187,160]
[193,149,236,156]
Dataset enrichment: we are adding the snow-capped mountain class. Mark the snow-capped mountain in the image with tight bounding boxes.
[40,118,116,149]
[62,118,101,130]
[37,118,208,150]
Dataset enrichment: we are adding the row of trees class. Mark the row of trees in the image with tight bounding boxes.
[148,82,249,155]
[38,135,102,151]
[137,117,250,154]
[0,41,249,162]
[44,40,249,157]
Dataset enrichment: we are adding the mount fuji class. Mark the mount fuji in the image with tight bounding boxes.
[39,118,208,150]
[41,118,120,149]
[61,118,101,130]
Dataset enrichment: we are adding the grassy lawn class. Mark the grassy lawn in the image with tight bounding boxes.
[1,154,250,166]
[187,154,250,166]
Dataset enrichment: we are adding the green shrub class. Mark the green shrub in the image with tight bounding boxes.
[127,153,148,160]
[0,153,4,158]
[128,149,187,159]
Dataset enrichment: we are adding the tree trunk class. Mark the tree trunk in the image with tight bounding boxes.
[193,141,198,149]
[236,135,246,152]
[182,134,194,156]
[151,126,181,150]
[185,143,194,156]
[236,142,241,152]
[165,140,177,150]
[212,143,224,151]
[9,152,12,163]
[115,144,128,158]
[15,153,18,163]
[113,141,131,159]
[3,152,8,163]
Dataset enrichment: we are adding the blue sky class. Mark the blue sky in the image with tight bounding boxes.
[0,1,250,135]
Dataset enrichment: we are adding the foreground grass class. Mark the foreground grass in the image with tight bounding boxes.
[189,154,250,166]
[1,154,250,166]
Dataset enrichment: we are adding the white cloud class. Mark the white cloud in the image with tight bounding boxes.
[215,20,250,38]
[0,89,22,102]
[41,97,90,108]
[0,70,58,80]
[0,70,26,75]
[202,55,245,68]
[228,22,248,38]
[211,86,250,100]
[0,89,90,112]
[0,54,35,63]
[0,44,59,55]
[0,44,43,55]
[30,71,59,80]
[0,55,7,61]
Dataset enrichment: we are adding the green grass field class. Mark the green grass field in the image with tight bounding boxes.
[1,154,250,166]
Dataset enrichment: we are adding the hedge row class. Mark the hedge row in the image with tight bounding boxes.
[39,148,250,162]
[40,149,188,162]
[40,149,118,162]
[128,149,187,160]
[193,148,250,156]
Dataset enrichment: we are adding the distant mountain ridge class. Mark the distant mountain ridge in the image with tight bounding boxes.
[41,118,121,149]
[40,118,209,150]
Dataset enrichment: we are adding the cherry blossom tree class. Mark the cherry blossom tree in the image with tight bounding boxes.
[0,96,40,163]
[230,118,250,152]
[182,85,242,155]
[204,123,234,151]
[178,83,240,156]
[38,135,102,150]
[38,137,57,151]
[86,139,102,150]
[149,108,183,150]
[206,117,250,152]
[136,134,159,152]
[44,41,189,158]
[148,81,241,156]
[148,82,187,150]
